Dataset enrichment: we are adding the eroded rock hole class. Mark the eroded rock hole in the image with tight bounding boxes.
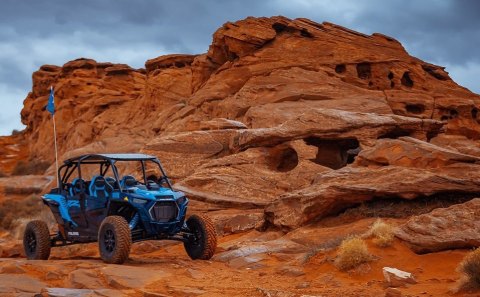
[439,108,459,122]
[390,81,395,88]
[405,104,425,115]
[174,62,185,68]
[449,109,458,118]
[272,23,288,33]
[300,29,313,38]
[401,72,414,88]
[379,127,412,139]
[304,137,360,169]
[388,72,394,80]
[356,63,371,80]
[472,108,480,124]
[268,146,299,172]
[472,108,478,119]
[335,64,346,74]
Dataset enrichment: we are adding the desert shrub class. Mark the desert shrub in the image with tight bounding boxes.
[11,160,50,176]
[334,236,373,271]
[0,195,54,232]
[458,248,480,291]
[366,219,396,247]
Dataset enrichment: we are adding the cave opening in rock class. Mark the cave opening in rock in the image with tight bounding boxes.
[272,22,288,33]
[472,108,480,124]
[304,137,360,169]
[405,104,425,115]
[300,29,313,38]
[356,63,371,80]
[378,127,412,139]
[472,108,478,119]
[388,71,394,80]
[268,146,299,172]
[174,62,186,68]
[401,72,414,88]
[335,64,346,74]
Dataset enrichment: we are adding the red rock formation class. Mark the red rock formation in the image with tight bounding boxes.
[4,16,480,233]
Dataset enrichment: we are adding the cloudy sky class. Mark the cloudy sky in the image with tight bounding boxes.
[0,0,479,135]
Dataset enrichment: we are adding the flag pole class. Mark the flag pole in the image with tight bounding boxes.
[52,113,60,188]
[48,85,60,188]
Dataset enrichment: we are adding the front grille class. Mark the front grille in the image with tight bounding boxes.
[149,201,178,222]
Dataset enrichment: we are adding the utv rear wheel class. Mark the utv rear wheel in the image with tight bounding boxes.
[23,220,51,260]
[184,214,217,260]
[98,216,132,264]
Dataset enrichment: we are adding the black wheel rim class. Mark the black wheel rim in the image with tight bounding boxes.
[104,229,115,253]
[26,230,36,255]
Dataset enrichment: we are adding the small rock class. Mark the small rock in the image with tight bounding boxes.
[383,267,417,287]
[43,288,94,297]
[385,287,402,297]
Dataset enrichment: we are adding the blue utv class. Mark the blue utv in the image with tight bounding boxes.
[23,153,217,264]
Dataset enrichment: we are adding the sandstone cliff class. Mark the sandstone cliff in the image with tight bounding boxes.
[2,15,480,296]
[5,15,480,237]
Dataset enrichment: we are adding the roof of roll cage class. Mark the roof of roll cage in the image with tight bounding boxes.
[64,153,158,164]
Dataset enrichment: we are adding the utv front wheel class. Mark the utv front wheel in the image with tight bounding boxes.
[184,214,217,260]
[23,220,51,260]
[98,216,132,264]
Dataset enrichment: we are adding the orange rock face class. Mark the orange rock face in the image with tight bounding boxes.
[8,16,480,226]
[1,16,480,295]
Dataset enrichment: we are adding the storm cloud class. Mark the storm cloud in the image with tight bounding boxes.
[0,0,478,135]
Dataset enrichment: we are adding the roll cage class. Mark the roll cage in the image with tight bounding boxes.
[57,153,173,192]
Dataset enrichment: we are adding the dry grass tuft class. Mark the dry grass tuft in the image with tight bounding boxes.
[334,236,373,271]
[366,219,396,247]
[457,248,480,292]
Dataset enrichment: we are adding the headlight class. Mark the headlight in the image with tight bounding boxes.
[132,198,148,204]
[176,196,187,205]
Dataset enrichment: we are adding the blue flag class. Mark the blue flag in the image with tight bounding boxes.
[47,86,55,115]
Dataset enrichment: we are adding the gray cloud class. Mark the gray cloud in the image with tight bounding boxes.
[0,0,478,135]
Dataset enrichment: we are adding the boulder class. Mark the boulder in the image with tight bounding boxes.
[396,198,480,253]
